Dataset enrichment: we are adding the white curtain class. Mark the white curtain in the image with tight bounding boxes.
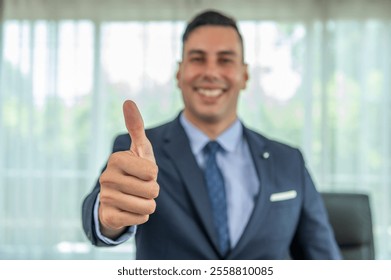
[0,0,390,259]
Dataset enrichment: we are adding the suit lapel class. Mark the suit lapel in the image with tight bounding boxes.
[228,127,274,259]
[161,117,221,254]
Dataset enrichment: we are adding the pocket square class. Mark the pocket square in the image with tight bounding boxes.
[270,190,297,202]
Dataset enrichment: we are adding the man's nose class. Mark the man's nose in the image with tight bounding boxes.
[203,60,219,80]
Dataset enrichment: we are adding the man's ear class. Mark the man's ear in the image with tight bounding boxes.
[241,63,249,90]
[176,62,182,86]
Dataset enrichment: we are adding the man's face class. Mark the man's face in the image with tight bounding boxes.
[177,26,248,127]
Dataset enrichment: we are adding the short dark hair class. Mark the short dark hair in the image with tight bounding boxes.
[181,10,245,62]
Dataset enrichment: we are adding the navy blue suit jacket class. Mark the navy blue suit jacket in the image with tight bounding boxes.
[82,115,341,259]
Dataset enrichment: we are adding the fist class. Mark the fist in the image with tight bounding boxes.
[98,101,159,238]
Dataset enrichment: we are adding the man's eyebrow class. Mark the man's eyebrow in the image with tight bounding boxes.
[187,49,206,56]
[217,50,238,57]
[187,49,239,57]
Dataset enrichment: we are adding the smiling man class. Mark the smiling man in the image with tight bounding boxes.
[177,24,248,139]
[82,10,341,260]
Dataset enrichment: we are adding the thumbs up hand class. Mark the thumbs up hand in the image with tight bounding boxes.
[98,101,159,239]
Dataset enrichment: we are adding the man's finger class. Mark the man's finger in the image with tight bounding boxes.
[123,100,146,146]
[123,100,155,163]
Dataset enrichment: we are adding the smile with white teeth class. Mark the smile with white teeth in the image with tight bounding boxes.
[197,88,224,97]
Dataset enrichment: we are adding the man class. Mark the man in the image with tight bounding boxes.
[82,10,341,259]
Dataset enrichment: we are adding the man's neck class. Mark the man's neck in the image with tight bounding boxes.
[183,111,237,140]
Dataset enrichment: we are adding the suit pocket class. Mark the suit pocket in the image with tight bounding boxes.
[270,190,297,202]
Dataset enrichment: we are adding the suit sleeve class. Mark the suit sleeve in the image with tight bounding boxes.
[290,153,342,259]
[81,134,131,246]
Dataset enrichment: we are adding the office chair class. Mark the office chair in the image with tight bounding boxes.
[321,192,375,259]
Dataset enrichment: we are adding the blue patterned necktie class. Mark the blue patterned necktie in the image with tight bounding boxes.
[203,141,230,256]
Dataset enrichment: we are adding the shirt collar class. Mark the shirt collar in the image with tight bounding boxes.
[179,113,243,154]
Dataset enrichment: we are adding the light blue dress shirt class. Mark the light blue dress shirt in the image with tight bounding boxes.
[94,113,260,247]
[179,114,259,247]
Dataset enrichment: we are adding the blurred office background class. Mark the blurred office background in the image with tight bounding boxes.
[0,0,390,259]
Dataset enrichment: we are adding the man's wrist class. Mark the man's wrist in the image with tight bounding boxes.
[99,221,127,240]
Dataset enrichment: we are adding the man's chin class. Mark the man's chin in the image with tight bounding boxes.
[183,106,223,125]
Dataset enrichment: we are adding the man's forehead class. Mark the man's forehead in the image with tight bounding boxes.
[183,26,242,54]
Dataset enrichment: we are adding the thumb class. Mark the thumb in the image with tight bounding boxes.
[123,100,155,163]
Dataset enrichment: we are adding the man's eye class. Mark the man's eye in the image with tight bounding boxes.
[219,58,233,64]
[190,57,203,62]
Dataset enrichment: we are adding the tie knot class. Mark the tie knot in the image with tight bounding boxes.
[204,141,221,156]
